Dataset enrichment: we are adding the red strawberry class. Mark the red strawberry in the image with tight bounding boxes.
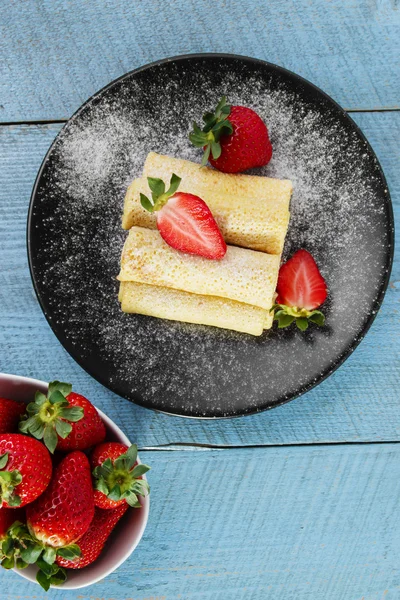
[91,443,150,510]
[0,434,52,508]
[0,507,25,538]
[189,96,272,173]
[56,504,128,569]
[274,249,328,331]
[26,451,94,547]
[19,381,106,453]
[0,398,26,434]
[140,174,227,260]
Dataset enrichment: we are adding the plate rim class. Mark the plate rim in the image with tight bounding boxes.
[26,52,395,419]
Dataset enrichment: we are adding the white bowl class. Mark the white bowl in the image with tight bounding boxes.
[0,373,149,589]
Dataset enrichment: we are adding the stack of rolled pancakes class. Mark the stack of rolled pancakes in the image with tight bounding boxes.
[118,152,293,336]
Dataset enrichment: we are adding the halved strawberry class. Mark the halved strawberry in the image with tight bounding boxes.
[140,174,227,260]
[91,443,150,509]
[274,249,328,331]
[189,96,272,173]
[0,399,26,434]
[19,381,106,453]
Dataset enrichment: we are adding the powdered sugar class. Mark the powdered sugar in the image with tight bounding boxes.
[30,57,392,417]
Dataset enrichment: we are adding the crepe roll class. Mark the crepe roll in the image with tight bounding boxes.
[118,227,280,311]
[119,282,273,335]
[122,175,291,255]
[143,152,293,209]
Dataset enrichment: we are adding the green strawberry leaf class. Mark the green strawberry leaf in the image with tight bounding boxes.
[58,406,84,421]
[42,545,57,565]
[6,494,22,507]
[49,390,69,405]
[21,415,45,438]
[0,468,23,506]
[20,542,44,564]
[48,381,72,397]
[131,464,150,478]
[43,425,58,454]
[0,453,9,469]
[147,177,165,198]
[108,484,122,501]
[125,492,141,508]
[201,144,211,167]
[55,419,72,439]
[34,391,48,406]
[94,476,109,495]
[211,141,222,160]
[1,536,14,558]
[49,567,67,586]
[15,557,29,569]
[309,311,325,326]
[57,544,81,561]
[36,556,54,577]
[277,314,295,328]
[132,479,150,496]
[166,173,181,197]
[140,193,155,213]
[36,569,52,591]
[296,317,309,331]
[1,556,14,570]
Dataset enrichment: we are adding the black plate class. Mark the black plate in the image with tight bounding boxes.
[28,54,394,418]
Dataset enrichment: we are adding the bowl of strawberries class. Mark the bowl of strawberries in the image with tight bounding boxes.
[0,373,150,590]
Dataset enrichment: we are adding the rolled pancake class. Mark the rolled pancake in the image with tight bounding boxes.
[143,152,292,208]
[119,282,273,335]
[122,176,291,255]
[118,227,280,311]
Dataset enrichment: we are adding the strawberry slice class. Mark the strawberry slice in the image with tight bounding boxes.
[140,174,227,260]
[274,249,328,331]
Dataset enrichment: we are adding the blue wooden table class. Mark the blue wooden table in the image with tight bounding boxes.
[1,1,399,598]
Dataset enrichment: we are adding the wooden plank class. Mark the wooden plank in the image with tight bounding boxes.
[1,444,400,599]
[1,0,399,122]
[0,111,399,446]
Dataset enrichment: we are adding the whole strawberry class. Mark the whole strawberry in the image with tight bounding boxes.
[91,443,150,509]
[189,96,272,173]
[56,504,128,569]
[0,398,26,434]
[274,249,328,330]
[0,434,52,508]
[27,451,94,547]
[140,173,227,260]
[19,381,106,453]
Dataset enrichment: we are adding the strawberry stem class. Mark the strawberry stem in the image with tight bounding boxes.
[189,96,233,165]
[0,521,78,590]
[93,444,150,508]
[18,381,84,453]
[140,173,181,213]
[0,453,22,507]
[271,304,325,331]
